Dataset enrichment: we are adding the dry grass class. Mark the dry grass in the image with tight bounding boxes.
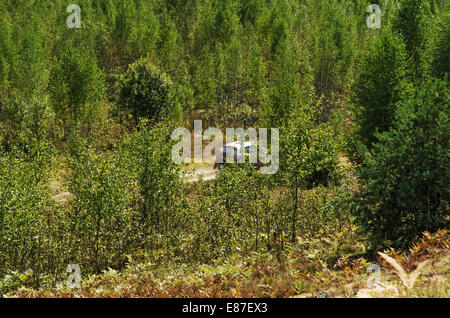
[6,230,448,298]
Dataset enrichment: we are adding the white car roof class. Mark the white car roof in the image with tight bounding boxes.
[225,141,254,149]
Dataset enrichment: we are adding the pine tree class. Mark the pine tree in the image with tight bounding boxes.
[392,0,430,80]
[352,78,449,250]
[351,30,410,154]
[430,8,450,79]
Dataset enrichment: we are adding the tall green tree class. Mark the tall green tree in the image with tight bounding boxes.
[352,78,449,250]
[49,46,105,136]
[281,107,340,242]
[157,9,183,76]
[392,0,430,80]
[191,45,217,110]
[429,8,450,79]
[0,13,15,101]
[15,22,49,98]
[350,30,410,156]
[123,121,182,249]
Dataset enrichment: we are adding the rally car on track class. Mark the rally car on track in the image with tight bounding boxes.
[213,141,261,170]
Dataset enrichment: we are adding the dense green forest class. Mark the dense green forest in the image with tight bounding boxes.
[0,0,448,297]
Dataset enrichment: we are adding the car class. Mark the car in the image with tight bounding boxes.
[213,141,261,170]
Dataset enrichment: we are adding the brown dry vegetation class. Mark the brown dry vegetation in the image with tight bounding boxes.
[8,231,448,298]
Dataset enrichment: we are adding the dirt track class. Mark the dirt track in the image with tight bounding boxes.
[184,165,218,182]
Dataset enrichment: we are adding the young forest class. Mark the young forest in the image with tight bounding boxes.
[0,0,448,298]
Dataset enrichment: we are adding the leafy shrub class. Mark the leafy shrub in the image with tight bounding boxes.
[0,138,67,286]
[0,94,52,151]
[117,57,181,123]
[352,78,449,250]
[281,109,341,189]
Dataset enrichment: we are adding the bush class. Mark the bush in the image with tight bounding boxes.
[117,57,181,123]
[281,109,341,189]
[0,94,52,151]
[352,78,449,250]
[0,138,67,287]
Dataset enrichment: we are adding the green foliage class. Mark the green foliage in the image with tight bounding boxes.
[122,120,183,249]
[15,19,49,98]
[0,138,66,287]
[350,30,410,157]
[0,55,9,97]
[264,41,308,128]
[157,9,184,75]
[49,46,105,135]
[307,0,357,100]
[281,108,341,189]
[67,138,134,272]
[429,8,450,79]
[352,78,449,250]
[392,0,430,80]
[190,164,271,260]
[0,0,448,296]
[0,13,15,99]
[280,108,341,241]
[117,58,181,123]
[0,94,52,152]
[112,0,138,61]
